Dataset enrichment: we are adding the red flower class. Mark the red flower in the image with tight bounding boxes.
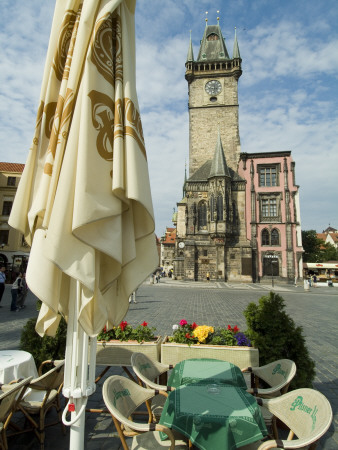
[103,326,107,332]
[233,325,239,333]
[191,322,197,329]
[120,321,128,331]
[142,321,148,327]
[228,325,232,330]
[180,319,188,326]
[185,333,191,339]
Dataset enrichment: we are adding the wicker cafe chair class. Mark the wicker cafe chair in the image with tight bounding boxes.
[239,388,332,449]
[131,352,173,422]
[102,375,188,450]
[243,359,297,398]
[0,377,32,450]
[17,360,65,450]
[242,359,297,428]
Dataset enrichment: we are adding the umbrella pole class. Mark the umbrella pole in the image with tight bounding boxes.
[62,280,96,450]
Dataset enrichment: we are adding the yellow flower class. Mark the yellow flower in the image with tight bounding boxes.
[193,325,214,343]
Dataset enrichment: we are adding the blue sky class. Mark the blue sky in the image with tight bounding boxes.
[0,0,337,237]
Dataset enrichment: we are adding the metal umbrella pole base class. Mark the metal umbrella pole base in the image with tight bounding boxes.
[62,281,97,450]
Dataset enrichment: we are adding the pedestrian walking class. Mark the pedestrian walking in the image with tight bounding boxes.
[17,272,28,309]
[0,266,6,307]
[206,272,210,282]
[129,291,137,304]
[10,272,22,311]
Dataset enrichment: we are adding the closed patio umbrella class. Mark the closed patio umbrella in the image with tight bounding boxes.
[9,0,158,448]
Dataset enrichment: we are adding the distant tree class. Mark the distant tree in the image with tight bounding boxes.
[321,242,338,261]
[302,230,325,262]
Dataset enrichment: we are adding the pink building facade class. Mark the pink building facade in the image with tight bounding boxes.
[238,152,303,283]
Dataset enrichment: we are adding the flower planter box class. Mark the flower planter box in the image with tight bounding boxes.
[160,336,259,369]
[96,336,162,367]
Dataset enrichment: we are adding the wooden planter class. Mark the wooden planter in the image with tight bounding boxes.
[161,336,259,369]
[96,336,162,367]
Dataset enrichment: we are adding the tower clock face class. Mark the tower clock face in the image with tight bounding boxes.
[205,80,222,96]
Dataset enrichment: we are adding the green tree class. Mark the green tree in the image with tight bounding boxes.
[302,230,325,262]
[20,316,67,369]
[243,292,315,389]
[321,242,338,262]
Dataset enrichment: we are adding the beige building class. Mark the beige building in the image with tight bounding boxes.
[0,162,29,278]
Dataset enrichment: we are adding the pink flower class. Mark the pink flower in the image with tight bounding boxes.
[142,321,148,327]
[180,319,188,326]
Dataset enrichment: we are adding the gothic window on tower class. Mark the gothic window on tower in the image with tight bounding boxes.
[198,201,207,230]
[261,229,270,246]
[271,228,280,246]
[216,195,223,221]
[210,195,214,222]
[258,165,279,187]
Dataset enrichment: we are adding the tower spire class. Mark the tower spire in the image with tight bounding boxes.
[209,130,231,178]
[186,30,194,62]
[232,27,241,59]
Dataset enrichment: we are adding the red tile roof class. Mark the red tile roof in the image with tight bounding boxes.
[316,233,326,242]
[162,228,176,245]
[0,162,25,173]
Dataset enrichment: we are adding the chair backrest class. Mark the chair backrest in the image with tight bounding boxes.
[264,388,332,446]
[254,359,296,392]
[131,352,169,390]
[30,360,65,391]
[0,377,32,423]
[102,375,156,424]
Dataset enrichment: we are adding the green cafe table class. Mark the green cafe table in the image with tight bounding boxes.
[168,358,248,390]
[159,384,268,450]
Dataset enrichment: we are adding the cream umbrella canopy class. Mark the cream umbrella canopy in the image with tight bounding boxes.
[9,0,158,447]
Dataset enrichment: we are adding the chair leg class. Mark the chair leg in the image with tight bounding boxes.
[1,429,8,450]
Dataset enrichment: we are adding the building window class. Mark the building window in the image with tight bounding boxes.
[216,195,223,221]
[210,195,214,221]
[7,177,16,186]
[261,198,277,218]
[259,166,277,187]
[262,229,270,245]
[203,249,208,257]
[198,202,207,229]
[2,201,13,216]
[0,230,9,245]
[271,228,280,245]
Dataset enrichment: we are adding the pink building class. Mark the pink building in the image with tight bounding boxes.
[238,151,303,283]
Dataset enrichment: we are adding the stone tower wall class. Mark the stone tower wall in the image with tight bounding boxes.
[188,77,240,175]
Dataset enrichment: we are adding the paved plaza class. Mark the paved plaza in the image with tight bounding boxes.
[0,281,337,449]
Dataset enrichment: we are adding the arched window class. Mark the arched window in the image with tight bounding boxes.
[198,202,207,229]
[225,193,230,220]
[210,195,214,221]
[271,228,280,246]
[216,195,223,221]
[262,229,270,246]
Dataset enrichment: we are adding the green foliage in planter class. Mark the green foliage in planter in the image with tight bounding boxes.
[209,329,237,346]
[20,315,67,370]
[243,291,315,389]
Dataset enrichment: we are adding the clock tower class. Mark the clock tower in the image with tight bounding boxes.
[185,21,242,176]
